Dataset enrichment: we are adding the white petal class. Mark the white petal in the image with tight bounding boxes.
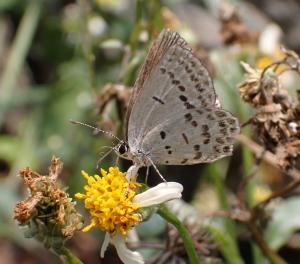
[111,234,144,264]
[100,232,110,258]
[127,229,139,243]
[126,165,140,181]
[133,182,183,207]
[259,23,282,55]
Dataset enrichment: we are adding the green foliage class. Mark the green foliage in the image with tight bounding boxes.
[266,197,300,250]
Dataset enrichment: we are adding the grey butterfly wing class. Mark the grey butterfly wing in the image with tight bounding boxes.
[125,29,190,139]
[141,107,239,165]
[127,29,239,164]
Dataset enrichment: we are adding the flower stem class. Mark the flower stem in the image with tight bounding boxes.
[54,247,84,264]
[158,205,200,264]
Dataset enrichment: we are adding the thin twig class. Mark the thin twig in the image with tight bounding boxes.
[236,134,300,264]
[236,134,300,180]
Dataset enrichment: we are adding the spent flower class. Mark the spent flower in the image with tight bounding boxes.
[14,156,83,247]
[239,48,300,169]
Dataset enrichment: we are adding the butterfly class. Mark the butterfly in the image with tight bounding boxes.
[108,28,240,179]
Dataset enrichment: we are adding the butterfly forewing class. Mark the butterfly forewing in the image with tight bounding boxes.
[126,29,240,165]
[125,29,190,139]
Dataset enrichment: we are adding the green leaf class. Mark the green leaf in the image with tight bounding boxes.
[208,225,244,264]
[266,197,300,250]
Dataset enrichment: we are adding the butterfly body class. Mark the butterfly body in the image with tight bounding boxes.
[115,142,152,167]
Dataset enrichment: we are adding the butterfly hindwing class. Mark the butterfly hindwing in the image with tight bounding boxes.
[141,107,239,165]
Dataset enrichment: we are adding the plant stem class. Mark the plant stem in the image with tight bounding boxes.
[246,221,287,264]
[158,205,200,264]
[208,164,244,264]
[77,0,96,93]
[129,0,143,54]
[241,132,264,264]
[55,247,84,264]
[0,0,42,124]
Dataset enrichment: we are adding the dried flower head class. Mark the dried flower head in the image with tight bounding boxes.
[239,62,280,107]
[14,156,83,246]
[276,140,300,169]
[219,3,257,45]
[96,83,132,135]
[239,48,300,169]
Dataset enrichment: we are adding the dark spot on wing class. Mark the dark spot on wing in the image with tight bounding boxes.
[184,102,195,109]
[219,121,226,127]
[203,80,209,86]
[230,127,238,133]
[184,113,192,122]
[185,66,192,73]
[216,137,225,144]
[182,133,189,144]
[181,159,188,164]
[179,95,187,102]
[160,131,166,139]
[202,124,209,132]
[193,144,200,151]
[168,71,175,79]
[152,96,165,105]
[207,114,215,120]
[214,145,221,153]
[194,152,202,159]
[223,146,231,153]
[191,120,198,127]
[160,67,166,74]
[203,138,210,144]
[202,132,211,138]
[215,110,227,117]
[178,85,186,91]
[227,118,236,125]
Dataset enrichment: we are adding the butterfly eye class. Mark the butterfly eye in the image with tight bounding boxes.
[118,143,128,155]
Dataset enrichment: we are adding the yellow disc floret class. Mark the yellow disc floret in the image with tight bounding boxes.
[75,167,141,235]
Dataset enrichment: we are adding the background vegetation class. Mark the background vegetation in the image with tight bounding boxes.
[1,0,300,263]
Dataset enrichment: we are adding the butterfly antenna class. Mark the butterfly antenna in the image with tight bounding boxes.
[70,120,122,142]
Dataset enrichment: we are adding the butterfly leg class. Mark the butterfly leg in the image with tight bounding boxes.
[145,166,150,183]
[114,155,120,166]
[147,157,166,182]
[96,148,114,169]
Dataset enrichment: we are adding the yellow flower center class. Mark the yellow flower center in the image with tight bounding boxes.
[75,167,141,235]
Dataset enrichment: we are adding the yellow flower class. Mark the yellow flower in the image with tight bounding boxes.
[76,166,183,264]
[75,167,141,235]
[256,50,286,72]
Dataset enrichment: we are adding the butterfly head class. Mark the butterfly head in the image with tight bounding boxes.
[115,141,131,160]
